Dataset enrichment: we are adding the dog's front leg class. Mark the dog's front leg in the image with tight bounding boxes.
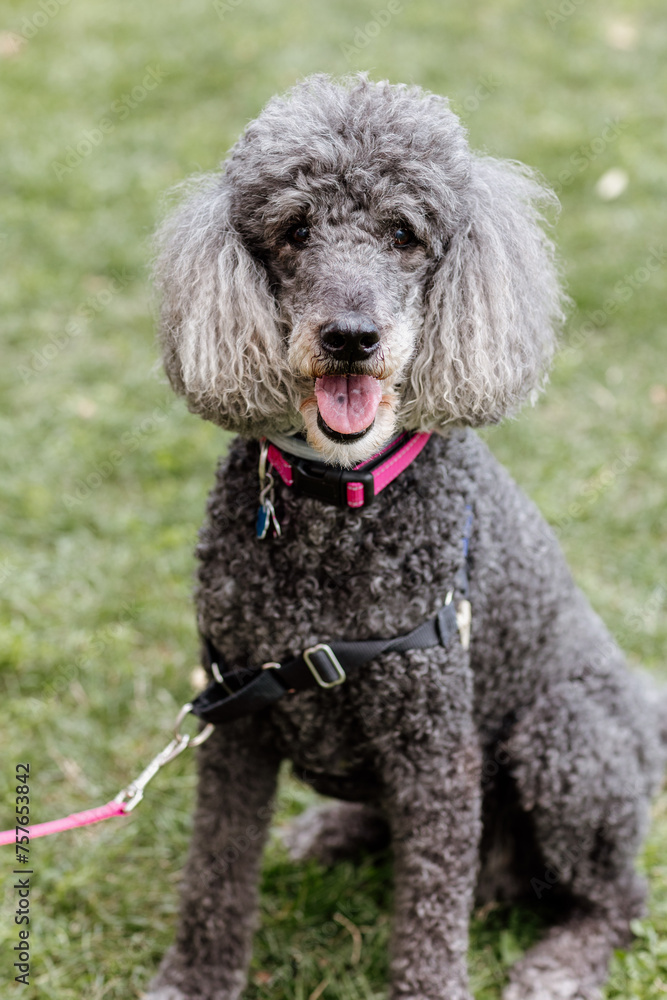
[375,651,481,1000]
[147,720,281,1000]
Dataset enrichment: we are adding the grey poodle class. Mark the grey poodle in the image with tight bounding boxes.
[146,75,666,1000]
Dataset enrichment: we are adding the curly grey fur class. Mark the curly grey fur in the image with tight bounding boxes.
[147,75,665,1000]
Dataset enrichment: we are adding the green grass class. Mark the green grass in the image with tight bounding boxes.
[1,0,666,996]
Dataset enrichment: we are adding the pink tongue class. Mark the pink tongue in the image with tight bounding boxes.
[315,376,383,435]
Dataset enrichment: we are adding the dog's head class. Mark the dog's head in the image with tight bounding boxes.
[154,75,565,466]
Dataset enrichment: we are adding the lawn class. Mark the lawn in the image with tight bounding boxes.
[1,0,666,997]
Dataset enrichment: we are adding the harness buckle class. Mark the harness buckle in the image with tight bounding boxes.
[303,643,347,688]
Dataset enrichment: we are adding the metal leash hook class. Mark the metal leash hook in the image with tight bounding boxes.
[114,704,215,812]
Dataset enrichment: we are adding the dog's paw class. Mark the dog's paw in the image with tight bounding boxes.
[143,989,187,1000]
[281,801,389,865]
[503,969,602,1000]
[144,986,240,1000]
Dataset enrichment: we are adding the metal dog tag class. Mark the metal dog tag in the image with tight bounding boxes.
[256,503,270,540]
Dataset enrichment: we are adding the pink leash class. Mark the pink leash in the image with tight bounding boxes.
[0,704,214,847]
[0,801,128,846]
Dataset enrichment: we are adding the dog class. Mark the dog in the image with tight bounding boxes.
[146,74,666,1000]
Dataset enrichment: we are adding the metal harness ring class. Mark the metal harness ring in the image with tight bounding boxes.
[174,703,215,748]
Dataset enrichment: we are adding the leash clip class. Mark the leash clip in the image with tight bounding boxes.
[114,704,214,812]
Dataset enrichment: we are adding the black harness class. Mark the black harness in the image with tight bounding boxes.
[190,505,473,726]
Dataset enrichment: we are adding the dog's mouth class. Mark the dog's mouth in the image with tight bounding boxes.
[314,375,382,444]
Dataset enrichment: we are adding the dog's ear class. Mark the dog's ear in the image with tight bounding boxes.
[153,175,293,430]
[405,156,567,430]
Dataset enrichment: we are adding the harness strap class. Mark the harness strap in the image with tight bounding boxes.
[190,600,460,726]
[190,504,473,727]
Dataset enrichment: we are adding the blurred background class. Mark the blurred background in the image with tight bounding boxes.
[1,1,666,997]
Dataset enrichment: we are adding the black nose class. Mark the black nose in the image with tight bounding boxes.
[320,314,380,364]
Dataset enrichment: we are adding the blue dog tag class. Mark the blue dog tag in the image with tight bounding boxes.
[256,499,281,540]
[256,504,270,540]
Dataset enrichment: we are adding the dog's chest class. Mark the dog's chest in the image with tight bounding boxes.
[195,435,473,771]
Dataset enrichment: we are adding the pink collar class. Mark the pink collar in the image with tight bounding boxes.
[264,431,432,509]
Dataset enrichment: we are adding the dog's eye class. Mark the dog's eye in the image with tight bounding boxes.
[392,226,415,249]
[286,224,310,246]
